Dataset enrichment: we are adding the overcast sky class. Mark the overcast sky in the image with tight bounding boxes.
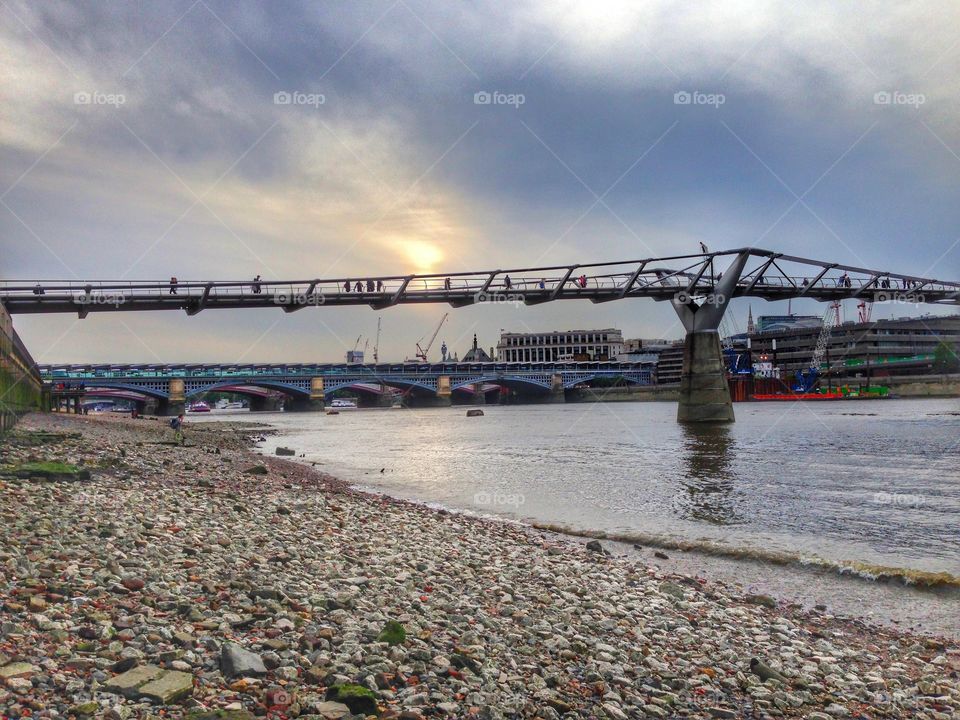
[2,0,958,364]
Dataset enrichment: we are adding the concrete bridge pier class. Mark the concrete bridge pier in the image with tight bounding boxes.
[548,374,566,403]
[250,395,284,412]
[286,377,326,411]
[471,383,487,405]
[156,379,187,416]
[158,400,185,416]
[285,398,324,412]
[671,250,750,424]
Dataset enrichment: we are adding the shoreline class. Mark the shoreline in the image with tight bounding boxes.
[246,414,960,640]
[1,412,957,719]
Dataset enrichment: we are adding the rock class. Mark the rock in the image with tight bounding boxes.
[69,701,100,716]
[654,551,669,560]
[602,702,628,719]
[825,704,850,717]
[243,465,269,475]
[376,620,407,646]
[585,540,609,555]
[121,576,145,591]
[708,707,738,719]
[466,409,484,417]
[325,684,378,715]
[220,643,267,678]
[27,594,46,612]
[185,711,257,720]
[659,581,686,599]
[310,701,352,719]
[275,447,296,456]
[139,669,194,703]
[6,677,31,694]
[0,662,36,681]
[745,593,777,609]
[104,664,165,698]
[750,658,789,684]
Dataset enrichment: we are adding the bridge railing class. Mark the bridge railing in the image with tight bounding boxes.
[4,248,959,305]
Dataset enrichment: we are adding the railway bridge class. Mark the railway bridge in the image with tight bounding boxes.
[42,361,654,415]
[7,248,959,422]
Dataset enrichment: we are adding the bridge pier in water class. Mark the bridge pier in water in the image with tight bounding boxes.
[285,377,325,412]
[671,251,750,423]
[471,383,487,405]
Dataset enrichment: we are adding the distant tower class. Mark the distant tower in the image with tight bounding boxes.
[746,305,755,334]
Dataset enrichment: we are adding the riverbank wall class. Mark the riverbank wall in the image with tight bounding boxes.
[0,304,42,432]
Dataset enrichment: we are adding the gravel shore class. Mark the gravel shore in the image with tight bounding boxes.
[1,413,957,720]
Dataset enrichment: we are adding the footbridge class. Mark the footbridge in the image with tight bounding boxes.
[8,248,959,422]
[42,361,654,415]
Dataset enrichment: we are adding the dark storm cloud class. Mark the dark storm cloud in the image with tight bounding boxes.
[2,0,958,362]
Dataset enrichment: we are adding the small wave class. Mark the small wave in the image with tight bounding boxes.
[530,522,960,590]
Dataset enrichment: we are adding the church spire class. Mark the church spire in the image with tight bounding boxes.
[747,305,755,334]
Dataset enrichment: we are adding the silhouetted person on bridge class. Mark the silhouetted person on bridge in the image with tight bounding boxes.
[355,280,363,292]
[377,280,384,292]
[503,275,512,290]
[169,277,178,294]
[252,275,262,294]
[33,283,44,295]
[344,280,352,292]
[366,279,375,292]
[444,277,452,290]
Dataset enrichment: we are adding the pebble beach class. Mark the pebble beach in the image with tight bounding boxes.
[1,413,958,720]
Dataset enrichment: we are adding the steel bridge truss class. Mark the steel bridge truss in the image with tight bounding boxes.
[5,248,958,318]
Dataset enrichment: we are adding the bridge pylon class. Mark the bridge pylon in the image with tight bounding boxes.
[671,251,750,423]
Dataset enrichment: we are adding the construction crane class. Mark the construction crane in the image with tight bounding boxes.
[346,335,364,364]
[373,317,382,363]
[793,301,840,392]
[415,313,448,363]
[857,300,873,324]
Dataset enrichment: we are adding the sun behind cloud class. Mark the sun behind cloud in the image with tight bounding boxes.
[401,239,444,274]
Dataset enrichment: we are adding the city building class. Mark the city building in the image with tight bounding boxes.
[497,329,624,362]
[749,314,960,380]
[755,314,823,333]
[618,338,674,363]
[462,334,494,362]
[653,341,685,384]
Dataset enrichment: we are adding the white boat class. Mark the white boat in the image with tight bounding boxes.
[215,399,245,410]
[187,401,211,413]
[330,398,358,409]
